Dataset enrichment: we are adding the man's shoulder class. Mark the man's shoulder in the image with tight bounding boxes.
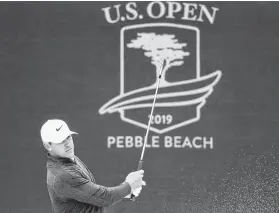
[47,163,79,184]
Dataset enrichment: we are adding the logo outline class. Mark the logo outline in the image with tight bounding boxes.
[99,23,222,134]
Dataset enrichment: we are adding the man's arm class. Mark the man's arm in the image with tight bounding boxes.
[54,170,132,207]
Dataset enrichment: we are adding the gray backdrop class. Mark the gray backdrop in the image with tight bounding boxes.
[1,2,279,213]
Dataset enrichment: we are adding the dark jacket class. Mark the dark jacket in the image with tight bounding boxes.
[46,153,131,213]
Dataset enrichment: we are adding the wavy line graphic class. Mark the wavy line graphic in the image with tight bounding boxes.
[99,70,222,115]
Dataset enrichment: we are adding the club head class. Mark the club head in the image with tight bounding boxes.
[156,57,166,75]
[156,57,164,67]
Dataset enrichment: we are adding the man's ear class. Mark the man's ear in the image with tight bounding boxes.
[43,142,52,151]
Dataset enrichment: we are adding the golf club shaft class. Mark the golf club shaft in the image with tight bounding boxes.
[139,72,163,162]
[130,63,164,201]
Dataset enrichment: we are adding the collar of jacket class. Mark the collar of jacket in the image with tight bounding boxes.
[46,153,75,166]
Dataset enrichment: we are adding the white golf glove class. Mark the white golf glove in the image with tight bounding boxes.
[125,180,146,198]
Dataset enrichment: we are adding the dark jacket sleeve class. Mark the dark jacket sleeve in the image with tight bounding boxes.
[54,169,132,207]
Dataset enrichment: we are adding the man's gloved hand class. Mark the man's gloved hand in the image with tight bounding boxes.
[124,180,146,198]
[125,170,145,191]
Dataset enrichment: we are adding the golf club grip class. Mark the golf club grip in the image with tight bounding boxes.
[137,160,143,170]
[130,160,144,201]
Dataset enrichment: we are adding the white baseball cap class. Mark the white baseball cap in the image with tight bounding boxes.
[40,119,78,144]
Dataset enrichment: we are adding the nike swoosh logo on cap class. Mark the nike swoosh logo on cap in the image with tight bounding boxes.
[56,124,63,131]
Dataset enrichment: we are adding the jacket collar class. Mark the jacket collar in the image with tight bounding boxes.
[46,153,75,166]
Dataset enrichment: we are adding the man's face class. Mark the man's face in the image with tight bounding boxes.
[49,135,75,158]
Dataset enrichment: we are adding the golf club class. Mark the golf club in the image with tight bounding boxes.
[130,58,166,201]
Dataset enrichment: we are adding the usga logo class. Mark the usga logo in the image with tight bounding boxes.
[99,2,222,149]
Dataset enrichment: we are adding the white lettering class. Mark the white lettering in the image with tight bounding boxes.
[102,4,121,24]
[117,136,124,148]
[182,3,197,21]
[126,136,133,148]
[174,136,181,148]
[204,137,213,149]
[125,2,139,20]
[146,1,166,19]
[107,136,115,148]
[135,136,143,148]
[164,136,172,148]
[198,5,219,24]
[192,137,202,149]
[152,136,160,148]
[182,137,193,148]
[166,2,182,19]
[107,136,214,149]
[102,3,218,24]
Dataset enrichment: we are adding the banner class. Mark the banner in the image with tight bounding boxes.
[1,2,279,213]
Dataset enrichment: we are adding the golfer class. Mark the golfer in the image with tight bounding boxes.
[40,119,146,213]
